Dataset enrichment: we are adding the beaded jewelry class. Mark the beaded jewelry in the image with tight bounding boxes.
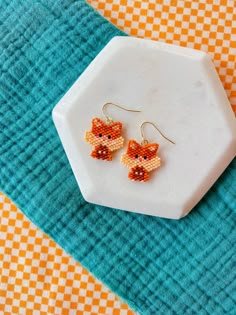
[121,122,175,182]
[85,117,123,161]
[84,102,141,161]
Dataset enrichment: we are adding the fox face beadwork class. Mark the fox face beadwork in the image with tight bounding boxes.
[85,118,124,161]
[121,140,161,182]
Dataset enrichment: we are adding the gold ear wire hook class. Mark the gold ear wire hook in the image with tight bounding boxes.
[140,121,176,145]
[102,102,141,124]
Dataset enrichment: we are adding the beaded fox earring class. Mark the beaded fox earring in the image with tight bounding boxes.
[84,102,141,161]
[121,122,175,182]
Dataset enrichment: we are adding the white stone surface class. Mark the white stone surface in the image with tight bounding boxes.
[52,36,236,219]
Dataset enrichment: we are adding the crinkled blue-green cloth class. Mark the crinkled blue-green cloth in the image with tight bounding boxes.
[0,1,235,314]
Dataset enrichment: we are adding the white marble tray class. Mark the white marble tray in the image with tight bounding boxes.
[52,37,236,219]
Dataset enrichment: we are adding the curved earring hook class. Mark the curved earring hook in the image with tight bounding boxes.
[102,102,141,124]
[140,121,176,145]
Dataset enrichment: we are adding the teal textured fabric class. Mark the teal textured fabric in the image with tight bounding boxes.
[0,1,236,314]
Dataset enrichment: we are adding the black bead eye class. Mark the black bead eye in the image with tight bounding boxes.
[99,133,102,137]
[108,135,111,139]
[144,156,147,160]
[135,154,138,159]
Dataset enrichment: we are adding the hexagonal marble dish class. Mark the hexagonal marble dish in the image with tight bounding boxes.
[52,36,236,219]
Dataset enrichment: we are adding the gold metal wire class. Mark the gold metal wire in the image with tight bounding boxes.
[102,102,141,124]
[140,121,176,145]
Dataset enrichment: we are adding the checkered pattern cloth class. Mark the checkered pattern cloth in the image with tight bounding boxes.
[0,1,235,314]
[0,192,134,315]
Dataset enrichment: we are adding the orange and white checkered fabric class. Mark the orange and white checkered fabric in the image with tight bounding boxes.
[1,1,235,314]
[0,193,134,315]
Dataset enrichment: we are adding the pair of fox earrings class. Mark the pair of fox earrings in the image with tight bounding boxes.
[85,102,175,182]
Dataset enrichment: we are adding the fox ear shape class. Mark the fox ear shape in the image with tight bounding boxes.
[147,143,159,154]
[111,122,122,132]
[128,140,140,150]
[92,118,105,128]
